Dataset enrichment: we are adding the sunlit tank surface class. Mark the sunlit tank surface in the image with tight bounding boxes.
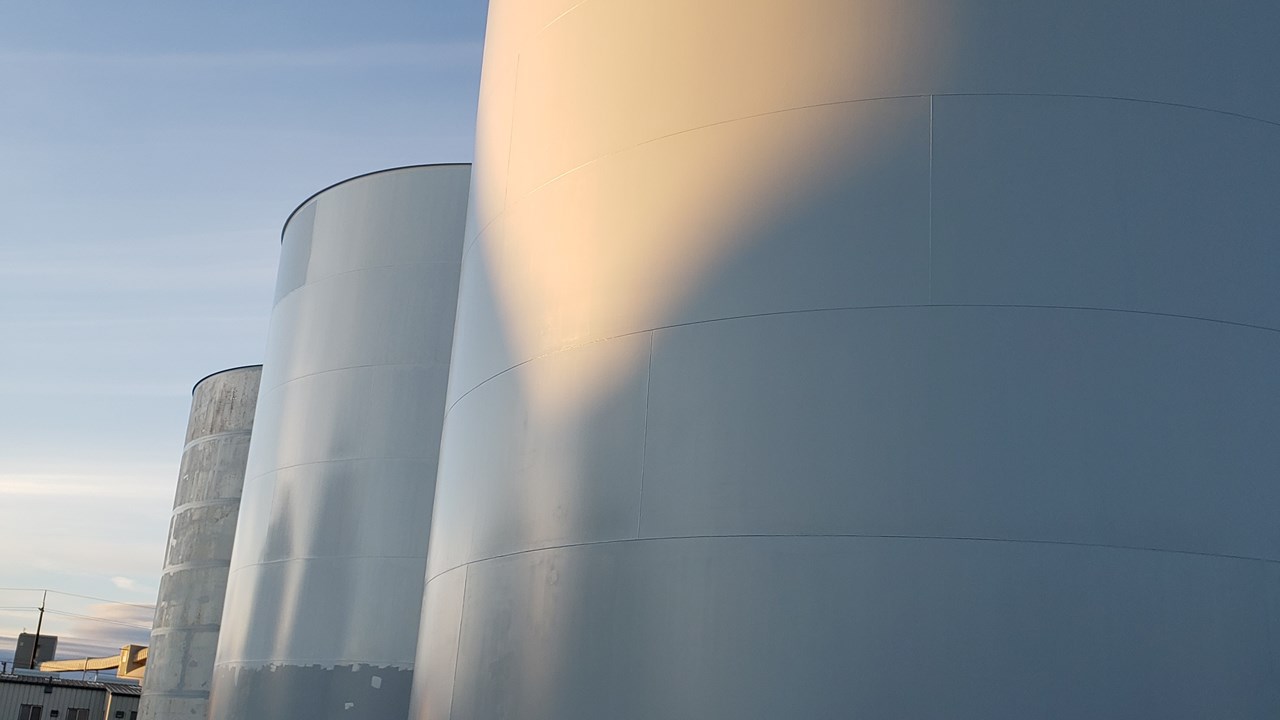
[209,165,470,720]
[138,365,261,720]
[411,2,1280,718]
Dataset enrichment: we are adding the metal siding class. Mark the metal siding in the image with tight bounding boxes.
[209,165,471,720]
[414,1,1280,717]
[0,682,107,720]
[107,692,140,719]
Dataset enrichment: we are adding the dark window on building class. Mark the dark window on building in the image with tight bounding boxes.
[130,713,137,720]
[65,710,90,720]
[18,705,43,720]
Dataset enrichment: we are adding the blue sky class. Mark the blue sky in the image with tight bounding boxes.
[0,0,487,659]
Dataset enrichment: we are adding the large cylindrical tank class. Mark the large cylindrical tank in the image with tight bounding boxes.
[209,164,470,720]
[140,365,261,720]
[412,2,1280,718]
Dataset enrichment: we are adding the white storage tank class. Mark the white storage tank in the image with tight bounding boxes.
[209,165,470,720]
[412,2,1280,718]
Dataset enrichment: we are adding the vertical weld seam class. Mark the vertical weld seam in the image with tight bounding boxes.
[502,54,521,212]
[635,332,655,538]
[928,94,934,303]
[448,565,470,717]
[1265,566,1280,710]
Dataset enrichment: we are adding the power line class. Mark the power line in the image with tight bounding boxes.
[0,587,154,610]
[45,590,154,610]
[41,610,150,632]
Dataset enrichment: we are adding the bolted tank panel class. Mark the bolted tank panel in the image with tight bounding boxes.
[139,365,262,720]
[412,2,1280,718]
[208,164,471,720]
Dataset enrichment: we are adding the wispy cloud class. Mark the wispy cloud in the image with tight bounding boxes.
[57,602,154,650]
[0,475,172,500]
[0,229,278,288]
[110,577,139,592]
[0,42,482,71]
[1,464,174,587]
[0,381,194,398]
[0,600,154,662]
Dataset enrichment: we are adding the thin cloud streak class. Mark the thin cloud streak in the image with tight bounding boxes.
[0,41,482,71]
[0,475,173,500]
[110,577,140,592]
[1,598,155,660]
[0,381,205,397]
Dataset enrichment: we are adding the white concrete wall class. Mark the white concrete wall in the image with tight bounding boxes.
[139,366,260,720]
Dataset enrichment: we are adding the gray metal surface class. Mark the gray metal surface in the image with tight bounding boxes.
[209,164,470,720]
[413,1,1280,717]
[105,686,140,720]
[139,365,260,720]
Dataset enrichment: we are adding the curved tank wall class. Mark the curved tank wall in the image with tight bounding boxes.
[139,365,261,720]
[209,164,471,720]
[412,2,1280,718]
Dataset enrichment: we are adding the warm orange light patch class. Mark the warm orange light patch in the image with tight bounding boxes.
[470,0,947,420]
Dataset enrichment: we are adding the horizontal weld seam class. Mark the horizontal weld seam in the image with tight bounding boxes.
[161,560,231,575]
[273,259,462,307]
[464,90,1280,261]
[228,555,426,573]
[242,456,434,485]
[170,498,240,514]
[259,361,441,397]
[428,532,1279,585]
[181,430,252,452]
[148,624,223,634]
[444,302,1280,417]
[213,659,412,669]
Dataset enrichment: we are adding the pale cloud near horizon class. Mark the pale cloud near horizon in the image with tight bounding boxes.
[66,603,154,649]
[1,577,161,661]
[2,462,176,608]
[0,475,173,500]
[111,577,142,593]
[0,603,153,663]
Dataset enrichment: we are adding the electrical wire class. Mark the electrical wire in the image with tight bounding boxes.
[45,590,154,610]
[0,587,154,610]
[41,609,151,631]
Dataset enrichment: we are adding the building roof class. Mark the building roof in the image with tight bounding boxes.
[0,672,141,695]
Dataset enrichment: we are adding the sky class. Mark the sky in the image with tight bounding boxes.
[0,0,488,662]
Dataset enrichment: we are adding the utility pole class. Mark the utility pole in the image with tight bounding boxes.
[28,590,46,670]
